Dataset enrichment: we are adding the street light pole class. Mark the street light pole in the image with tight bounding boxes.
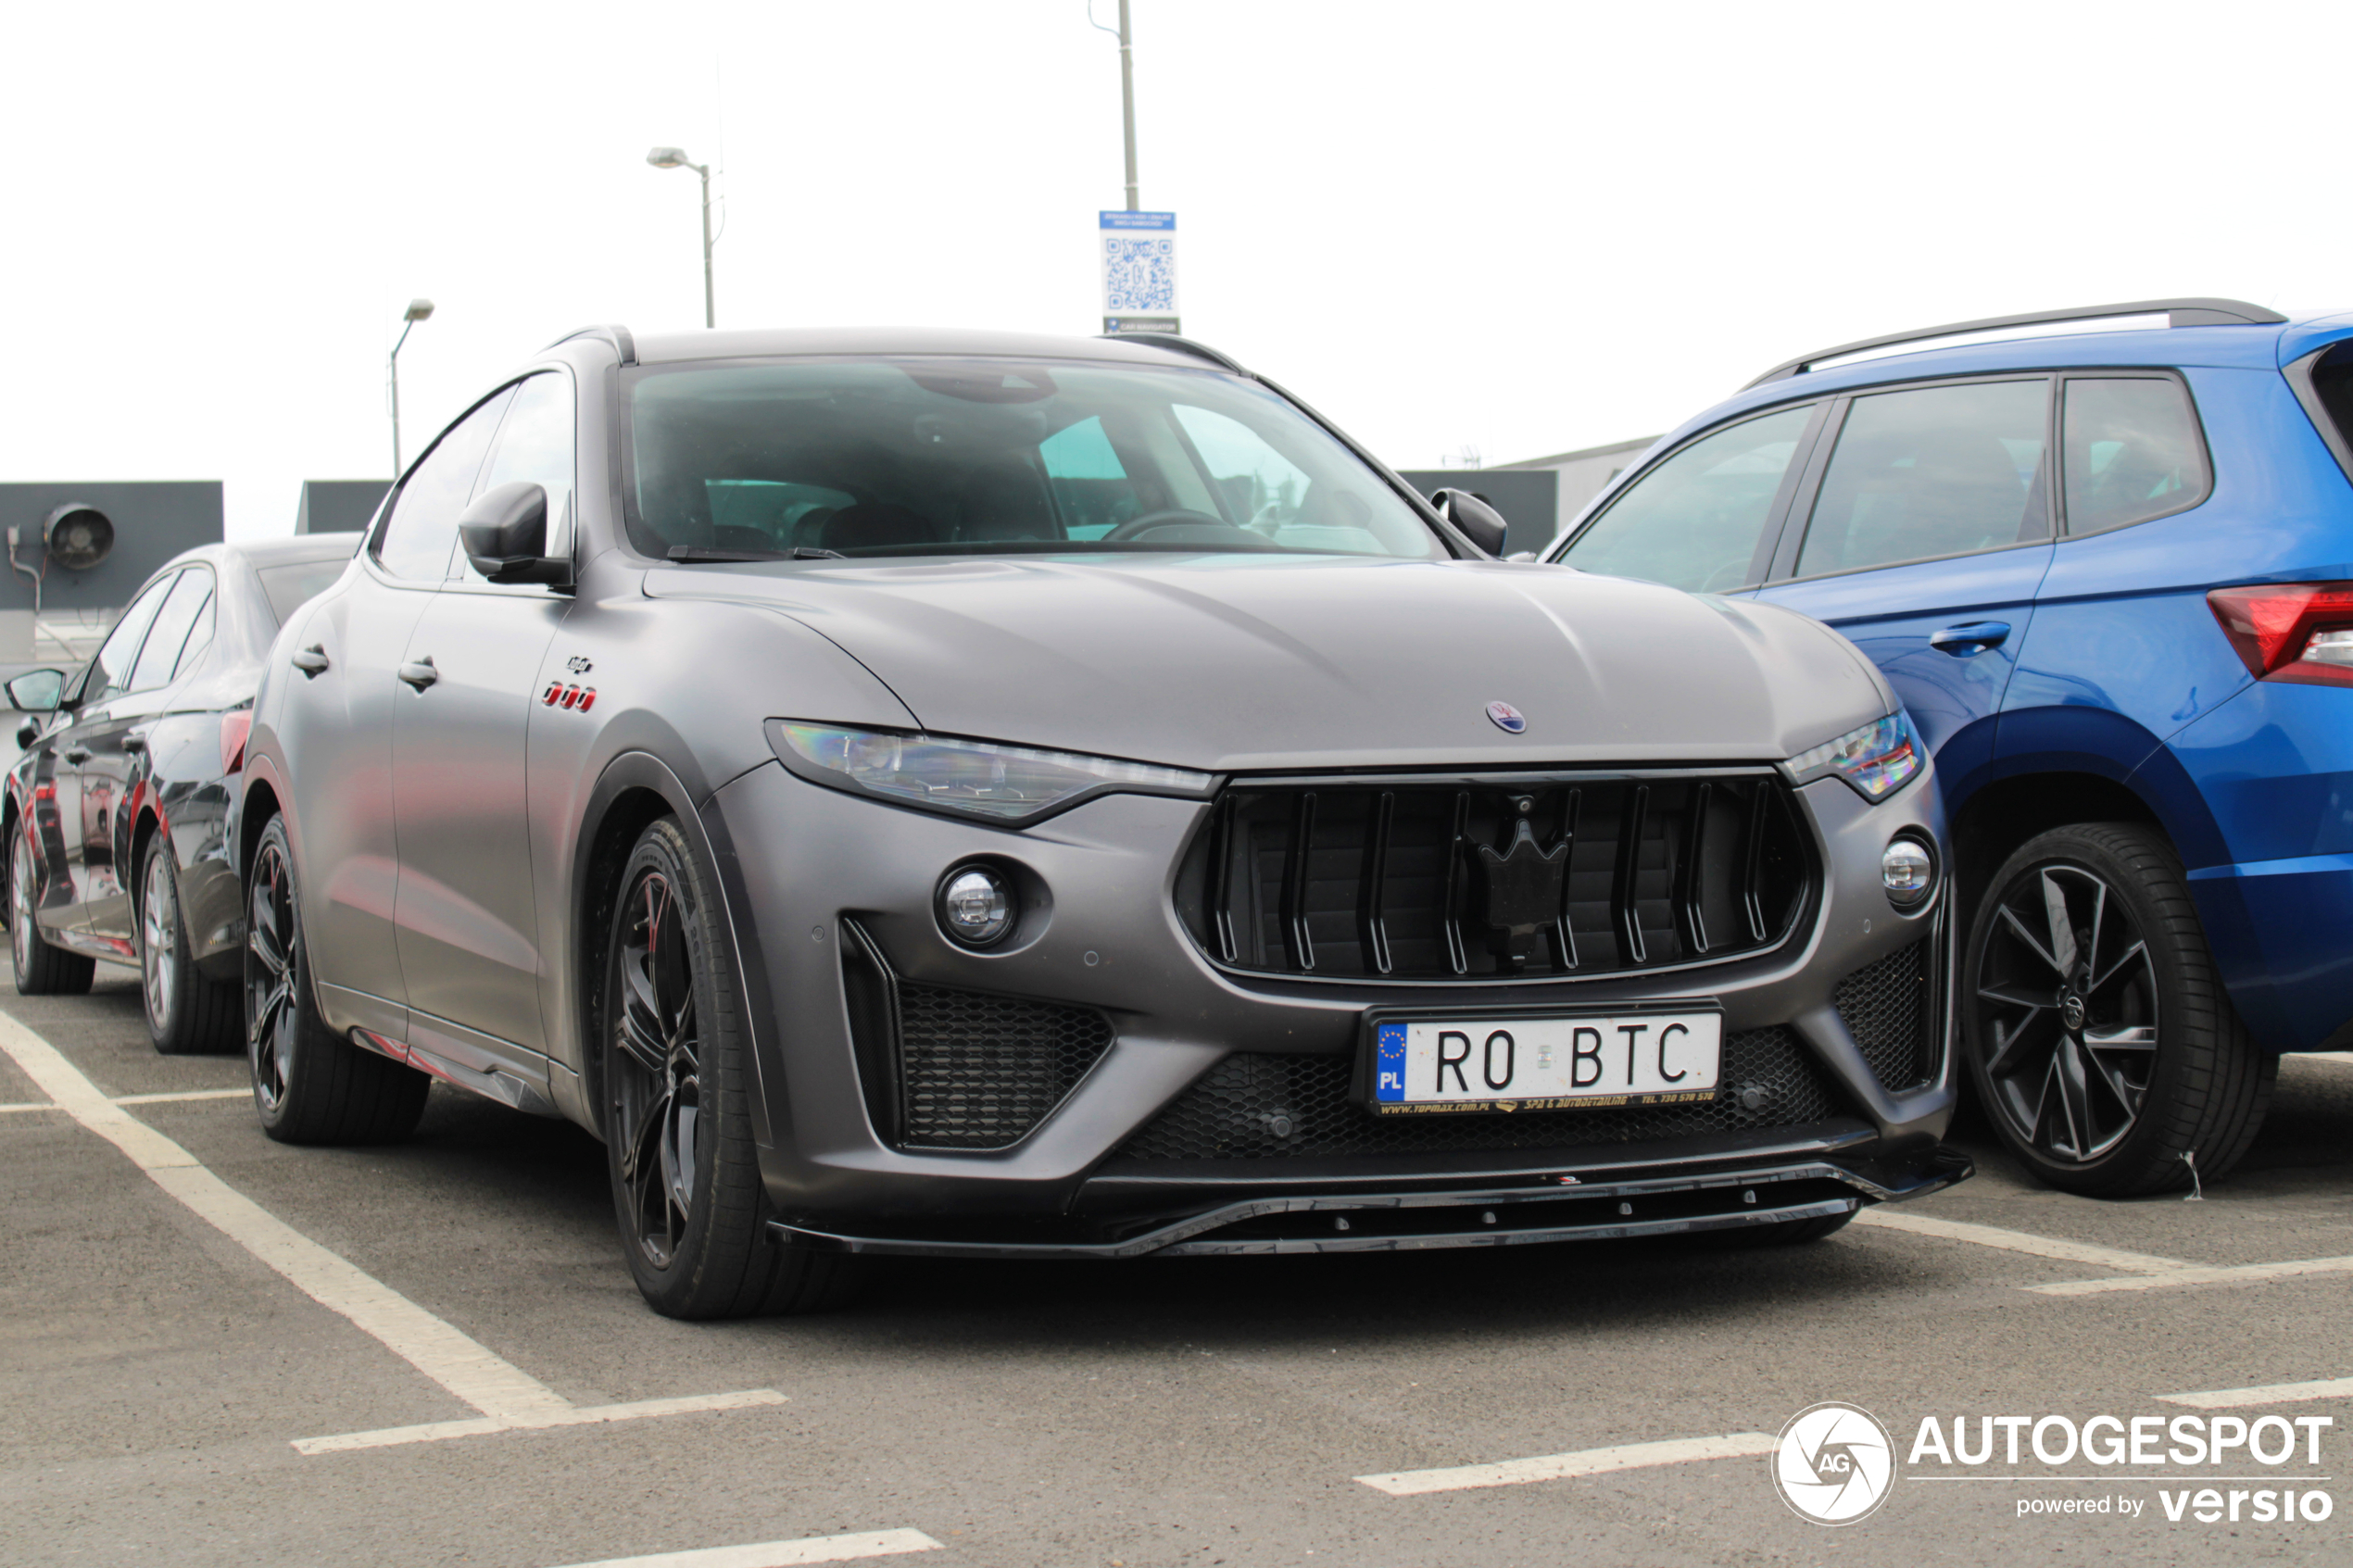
[1117,0,1139,211]
[648,147,715,328]
[388,298,434,477]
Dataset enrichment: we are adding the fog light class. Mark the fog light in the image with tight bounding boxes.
[1881,837,1935,909]
[937,865,1013,947]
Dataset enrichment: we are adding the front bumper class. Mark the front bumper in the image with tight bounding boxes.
[706,754,1959,1236]
[772,1140,1973,1260]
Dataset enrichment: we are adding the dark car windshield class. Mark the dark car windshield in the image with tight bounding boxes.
[623,358,1445,562]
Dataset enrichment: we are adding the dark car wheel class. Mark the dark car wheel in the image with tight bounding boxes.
[601,817,859,1319]
[10,832,94,997]
[1963,822,2273,1196]
[245,814,429,1143]
[140,837,241,1055]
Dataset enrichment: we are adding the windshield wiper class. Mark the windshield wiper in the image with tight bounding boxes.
[665,546,844,563]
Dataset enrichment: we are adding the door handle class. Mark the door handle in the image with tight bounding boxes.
[63,747,90,764]
[1928,621,2012,657]
[291,645,330,676]
[397,657,440,691]
[122,734,146,755]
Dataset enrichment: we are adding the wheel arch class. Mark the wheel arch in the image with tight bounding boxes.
[569,752,778,1149]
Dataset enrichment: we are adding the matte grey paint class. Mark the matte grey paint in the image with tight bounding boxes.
[243,326,1957,1254]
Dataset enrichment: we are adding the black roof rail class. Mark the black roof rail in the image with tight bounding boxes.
[545,324,637,366]
[1742,297,2287,390]
[1097,332,1246,373]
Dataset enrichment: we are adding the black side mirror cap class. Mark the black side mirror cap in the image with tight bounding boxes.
[15,721,35,750]
[458,482,573,587]
[1429,488,1510,558]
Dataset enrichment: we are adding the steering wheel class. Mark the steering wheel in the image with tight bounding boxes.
[1101,509,1240,543]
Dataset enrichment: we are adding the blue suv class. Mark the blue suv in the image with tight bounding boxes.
[1548,297,2353,1196]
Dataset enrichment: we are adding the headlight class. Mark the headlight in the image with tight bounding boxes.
[1781,713,1922,802]
[769,721,1215,824]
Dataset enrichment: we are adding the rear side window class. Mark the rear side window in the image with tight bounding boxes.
[1557,404,1813,593]
[1796,379,2049,578]
[375,386,517,582]
[128,567,214,693]
[87,571,180,705]
[2060,377,2208,535]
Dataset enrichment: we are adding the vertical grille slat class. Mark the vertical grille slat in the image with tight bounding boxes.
[1179,771,1814,984]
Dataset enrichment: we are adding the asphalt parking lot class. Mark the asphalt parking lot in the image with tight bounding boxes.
[6,964,2352,1568]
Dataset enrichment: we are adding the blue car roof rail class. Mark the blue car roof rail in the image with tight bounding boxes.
[1742,297,2288,390]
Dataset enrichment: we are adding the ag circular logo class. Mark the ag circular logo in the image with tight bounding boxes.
[1771,1401,1896,1525]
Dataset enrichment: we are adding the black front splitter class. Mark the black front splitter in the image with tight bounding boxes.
[769,1146,1973,1261]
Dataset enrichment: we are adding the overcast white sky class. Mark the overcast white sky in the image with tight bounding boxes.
[6,0,2347,538]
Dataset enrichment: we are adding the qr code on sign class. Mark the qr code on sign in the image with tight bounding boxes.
[1102,235,1176,312]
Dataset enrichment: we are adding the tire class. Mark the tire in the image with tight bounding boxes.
[600,816,860,1319]
[245,814,429,1144]
[139,836,241,1055]
[1962,822,2274,1197]
[10,832,94,996]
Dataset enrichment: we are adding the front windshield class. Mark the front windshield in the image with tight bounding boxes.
[623,358,1445,561]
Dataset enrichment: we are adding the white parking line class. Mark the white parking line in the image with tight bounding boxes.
[2027,1256,2353,1297]
[112,1087,252,1105]
[1354,1433,1778,1496]
[1853,1207,2185,1273]
[0,1010,784,1454]
[547,1531,944,1568]
[2160,1375,2353,1409]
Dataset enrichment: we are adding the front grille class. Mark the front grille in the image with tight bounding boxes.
[838,922,1114,1150]
[1112,1026,1851,1161]
[1174,771,1814,983]
[1837,939,1937,1092]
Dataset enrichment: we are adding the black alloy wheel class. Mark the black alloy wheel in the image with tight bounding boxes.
[244,815,428,1143]
[1963,822,2273,1197]
[599,816,859,1318]
[10,832,93,996]
[140,837,240,1054]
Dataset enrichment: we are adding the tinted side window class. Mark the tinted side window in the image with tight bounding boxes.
[170,584,218,682]
[1558,405,1813,593]
[1795,380,2049,578]
[87,572,181,704]
[465,372,575,581]
[375,386,517,582]
[128,567,214,693]
[2061,377,2208,535]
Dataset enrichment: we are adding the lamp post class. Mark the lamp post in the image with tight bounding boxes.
[648,146,715,328]
[388,298,434,477]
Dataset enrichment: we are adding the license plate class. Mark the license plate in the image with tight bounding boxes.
[1361,1007,1722,1115]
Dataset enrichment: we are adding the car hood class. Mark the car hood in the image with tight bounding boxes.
[642,555,1894,774]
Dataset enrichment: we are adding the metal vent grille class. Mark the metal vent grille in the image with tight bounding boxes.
[1175,772,1815,983]
[896,983,1114,1149]
[1836,940,1935,1092]
[1112,1026,1851,1162]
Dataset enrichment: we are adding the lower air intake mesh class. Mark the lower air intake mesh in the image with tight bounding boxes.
[1835,940,1936,1092]
[898,983,1114,1150]
[1112,1026,1849,1161]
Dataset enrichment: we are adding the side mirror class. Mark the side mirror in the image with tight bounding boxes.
[458,482,572,587]
[6,669,66,714]
[1430,488,1510,558]
[15,721,34,751]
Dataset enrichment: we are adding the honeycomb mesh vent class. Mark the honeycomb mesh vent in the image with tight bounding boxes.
[898,983,1114,1150]
[1835,940,1935,1092]
[1112,1026,1850,1162]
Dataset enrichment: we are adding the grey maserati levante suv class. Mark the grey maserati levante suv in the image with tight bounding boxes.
[238,326,1968,1317]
